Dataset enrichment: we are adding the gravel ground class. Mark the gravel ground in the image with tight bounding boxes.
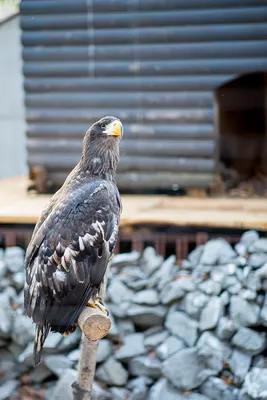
[1,230,267,399]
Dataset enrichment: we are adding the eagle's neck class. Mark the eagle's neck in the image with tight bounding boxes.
[80,139,119,181]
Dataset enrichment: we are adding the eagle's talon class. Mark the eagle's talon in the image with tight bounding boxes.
[87,298,109,316]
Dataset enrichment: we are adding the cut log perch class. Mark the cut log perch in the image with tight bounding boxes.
[78,307,111,342]
[72,267,111,400]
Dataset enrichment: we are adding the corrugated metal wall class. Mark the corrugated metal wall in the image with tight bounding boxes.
[20,0,267,192]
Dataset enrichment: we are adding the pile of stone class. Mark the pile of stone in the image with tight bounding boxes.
[1,230,267,399]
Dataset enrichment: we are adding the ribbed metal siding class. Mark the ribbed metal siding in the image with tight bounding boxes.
[20,0,267,192]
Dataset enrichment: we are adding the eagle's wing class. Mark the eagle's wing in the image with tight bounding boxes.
[24,179,121,334]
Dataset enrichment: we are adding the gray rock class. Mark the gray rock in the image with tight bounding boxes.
[28,363,53,383]
[116,319,135,335]
[11,313,35,346]
[165,310,198,346]
[0,380,19,400]
[108,301,131,318]
[245,271,262,292]
[148,255,175,289]
[160,277,195,305]
[235,256,247,268]
[57,329,81,351]
[230,296,260,328]
[196,332,224,374]
[243,368,267,399]
[128,376,153,399]
[162,347,211,391]
[184,291,209,318]
[0,294,13,338]
[127,376,153,389]
[231,327,266,356]
[141,247,163,276]
[45,382,57,400]
[12,271,25,290]
[128,388,148,400]
[156,336,185,360]
[199,280,222,296]
[240,289,257,301]
[181,259,193,270]
[0,349,17,381]
[51,368,77,400]
[257,294,265,306]
[5,246,24,273]
[188,245,204,266]
[238,388,253,400]
[109,387,130,400]
[92,382,111,400]
[228,283,243,294]
[44,355,73,377]
[192,265,213,285]
[200,296,223,331]
[235,242,247,257]
[134,289,159,306]
[96,340,113,364]
[248,252,267,268]
[68,348,80,363]
[111,251,140,267]
[127,305,166,327]
[211,266,228,285]
[160,280,185,305]
[127,279,149,291]
[240,230,259,248]
[201,377,239,400]
[18,343,33,364]
[260,293,267,327]
[0,259,7,281]
[256,263,267,278]
[229,350,251,384]
[43,332,62,350]
[249,238,267,253]
[107,312,120,338]
[199,239,236,265]
[115,333,145,361]
[107,279,134,304]
[222,274,239,289]
[96,357,128,386]
[217,317,236,340]
[147,378,181,400]
[129,356,162,378]
[119,266,146,283]
[252,355,266,368]
[144,329,168,348]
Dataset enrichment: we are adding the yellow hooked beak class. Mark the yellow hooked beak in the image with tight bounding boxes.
[104,120,123,137]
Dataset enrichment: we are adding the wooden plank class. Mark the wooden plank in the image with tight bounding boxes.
[0,176,267,230]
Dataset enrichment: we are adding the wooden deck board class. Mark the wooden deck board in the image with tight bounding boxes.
[0,176,267,230]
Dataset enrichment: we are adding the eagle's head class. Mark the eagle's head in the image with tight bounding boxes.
[81,116,123,176]
[89,116,123,141]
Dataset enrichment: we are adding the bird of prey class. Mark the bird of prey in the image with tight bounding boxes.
[24,116,123,365]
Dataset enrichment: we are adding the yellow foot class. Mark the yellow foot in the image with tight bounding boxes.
[87,296,109,316]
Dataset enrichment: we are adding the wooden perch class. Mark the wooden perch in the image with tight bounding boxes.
[78,307,111,341]
[72,267,111,400]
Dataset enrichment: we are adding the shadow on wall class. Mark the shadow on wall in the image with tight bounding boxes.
[0,15,27,179]
[216,71,267,195]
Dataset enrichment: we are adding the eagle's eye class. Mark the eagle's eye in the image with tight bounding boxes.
[100,123,106,129]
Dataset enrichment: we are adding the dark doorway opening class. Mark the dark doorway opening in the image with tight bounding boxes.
[216,72,267,196]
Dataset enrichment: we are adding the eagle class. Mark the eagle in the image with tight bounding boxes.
[24,116,123,365]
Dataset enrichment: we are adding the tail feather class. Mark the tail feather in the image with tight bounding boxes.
[33,324,50,366]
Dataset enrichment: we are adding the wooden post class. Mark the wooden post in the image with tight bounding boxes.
[72,268,111,400]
